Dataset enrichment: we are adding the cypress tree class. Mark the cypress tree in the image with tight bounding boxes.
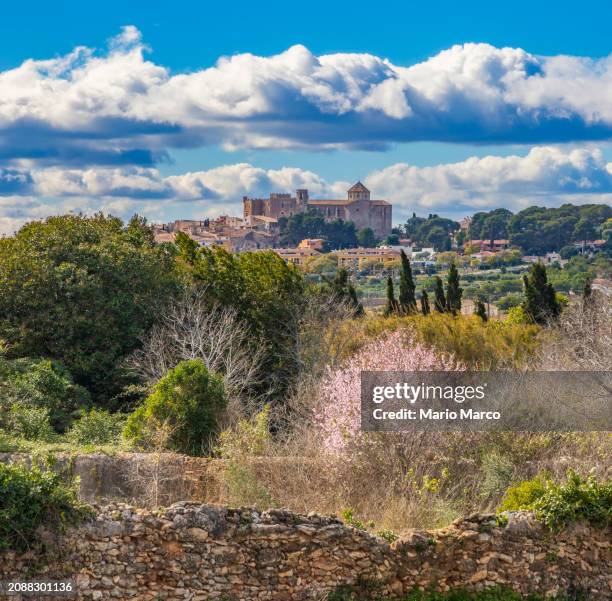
[522,262,561,324]
[398,250,417,314]
[433,276,446,313]
[583,276,594,310]
[445,261,463,315]
[384,276,397,317]
[420,290,431,316]
[474,298,488,322]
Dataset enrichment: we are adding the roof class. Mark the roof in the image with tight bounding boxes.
[348,181,370,193]
[307,198,389,206]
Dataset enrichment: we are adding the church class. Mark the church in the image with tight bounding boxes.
[243,182,392,238]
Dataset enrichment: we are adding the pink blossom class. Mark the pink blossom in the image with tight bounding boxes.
[314,330,461,455]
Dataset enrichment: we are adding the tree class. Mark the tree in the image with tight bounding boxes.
[179,246,305,401]
[522,262,561,325]
[324,268,364,317]
[582,276,594,310]
[357,227,377,248]
[123,359,227,456]
[474,299,488,322]
[445,262,463,315]
[433,277,446,313]
[384,276,398,317]
[398,250,417,314]
[0,214,179,404]
[420,290,431,316]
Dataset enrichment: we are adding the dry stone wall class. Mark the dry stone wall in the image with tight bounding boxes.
[1,503,610,600]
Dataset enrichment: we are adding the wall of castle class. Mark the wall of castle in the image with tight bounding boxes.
[2,504,609,600]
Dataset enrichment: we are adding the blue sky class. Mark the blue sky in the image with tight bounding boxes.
[1,0,611,231]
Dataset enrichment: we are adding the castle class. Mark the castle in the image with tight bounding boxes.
[243,182,392,238]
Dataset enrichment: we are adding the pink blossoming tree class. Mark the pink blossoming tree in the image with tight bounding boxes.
[314,330,461,455]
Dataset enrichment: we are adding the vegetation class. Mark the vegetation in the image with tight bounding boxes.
[0,462,91,552]
[0,214,179,405]
[522,263,561,324]
[499,471,611,531]
[400,213,458,250]
[123,359,227,455]
[328,588,596,601]
[278,209,358,249]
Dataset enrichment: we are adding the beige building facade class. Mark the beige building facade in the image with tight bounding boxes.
[243,182,392,238]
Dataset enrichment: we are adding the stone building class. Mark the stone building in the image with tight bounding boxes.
[243,182,392,238]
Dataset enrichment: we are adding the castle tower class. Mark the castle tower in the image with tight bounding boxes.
[347,181,370,202]
[296,189,309,208]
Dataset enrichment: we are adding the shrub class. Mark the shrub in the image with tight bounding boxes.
[0,462,92,552]
[216,404,271,459]
[499,471,611,531]
[0,356,90,432]
[479,452,514,500]
[67,409,126,446]
[498,475,548,512]
[533,471,611,531]
[123,359,227,456]
[3,404,55,442]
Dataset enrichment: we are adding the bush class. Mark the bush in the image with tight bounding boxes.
[499,471,611,531]
[216,404,271,459]
[499,475,548,513]
[67,409,126,446]
[2,404,55,442]
[0,356,90,432]
[123,359,227,456]
[0,462,91,552]
[533,471,611,531]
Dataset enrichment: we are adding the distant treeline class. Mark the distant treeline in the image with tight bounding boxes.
[466,204,611,254]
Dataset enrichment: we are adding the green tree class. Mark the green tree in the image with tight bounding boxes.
[433,277,446,313]
[398,250,417,314]
[384,276,398,317]
[522,262,561,324]
[0,356,90,432]
[356,227,377,248]
[445,262,463,315]
[324,268,364,317]
[420,290,431,316]
[474,298,488,322]
[123,359,227,456]
[181,246,305,400]
[0,214,179,404]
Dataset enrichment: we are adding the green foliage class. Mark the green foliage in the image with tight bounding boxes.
[533,471,611,531]
[123,359,227,456]
[0,462,91,552]
[469,208,513,242]
[401,213,459,250]
[182,246,305,400]
[0,214,179,404]
[0,355,90,432]
[499,475,548,512]
[398,250,417,314]
[433,276,446,313]
[216,405,272,459]
[445,262,463,315]
[420,290,431,316]
[3,404,55,442]
[473,299,488,322]
[357,227,377,248]
[508,204,611,254]
[384,276,398,317]
[499,471,611,531]
[67,409,126,446]
[522,263,561,324]
[323,269,364,317]
[279,209,358,249]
